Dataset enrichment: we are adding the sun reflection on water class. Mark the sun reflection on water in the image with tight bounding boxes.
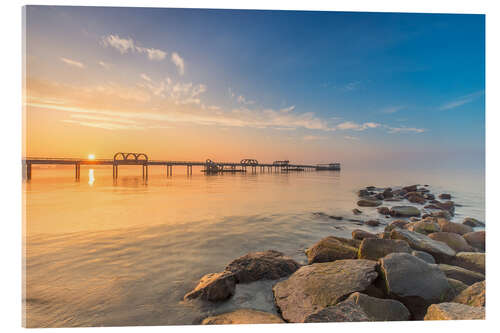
[88,169,95,186]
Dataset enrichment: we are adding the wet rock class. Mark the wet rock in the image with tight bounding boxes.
[358,189,370,197]
[383,188,393,199]
[406,221,440,235]
[226,250,300,283]
[357,199,382,207]
[437,264,485,285]
[424,193,435,200]
[439,221,473,236]
[378,253,451,319]
[345,292,411,321]
[384,220,409,232]
[463,217,485,228]
[406,192,426,204]
[305,236,360,264]
[352,229,377,241]
[424,302,484,320]
[389,206,421,217]
[390,229,456,263]
[303,300,370,323]
[463,231,485,251]
[447,278,469,298]
[358,238,412,261]
[453,281,485,307]
[425,201,455,215]
[438,193,452,200]
[201,309,285,324]
[365,219,381,227]
[273,259,378,323]
[428,232,476,253]
[411,250,436,264]
[352,208,363,215]
[392,189,407,197]
[377,232,392,239]
[402,185,418,192]
[377,207,390,215]
[450,252,485,274]
[184,271,236,301]
[424,210,452,221]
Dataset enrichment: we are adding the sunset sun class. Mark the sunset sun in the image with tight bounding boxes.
[88,154,95,160]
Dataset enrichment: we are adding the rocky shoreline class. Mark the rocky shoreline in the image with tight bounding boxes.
[183,184,485,324]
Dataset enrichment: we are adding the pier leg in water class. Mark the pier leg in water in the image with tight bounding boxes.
[75,163,80,181]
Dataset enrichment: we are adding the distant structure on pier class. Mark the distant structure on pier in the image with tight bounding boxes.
[316,163,341,171]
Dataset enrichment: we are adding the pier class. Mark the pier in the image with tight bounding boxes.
[22,152,340,181]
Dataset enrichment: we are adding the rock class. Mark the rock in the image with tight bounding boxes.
[345,292,410,321]
[402,185,418,192]
[389,206,421,217]
[225,250,300,284]
[352,208,363,215]
[406,192,426,204]
[437,264,485,285]
[406,221,440,235]
[366,186,376,191]
[305,236,360,264]
[358,189,370,197]
[425,210,452,220]
[352,229,377,240]
[383,188,393,199]
[201,309,284,324]
[303,300,370,323]
[439,193,452,200]
[184,271,236,301]
[453,281,485,307]
[424,302,484,320]
[424,193,435,200]
[273,259,378,323]
[450,252,485,274]
[365,219,381,227]
[384,220,409,232]
[390,229,456,263]
[463,231,485,251]
[377,207,390,215]
[392,189,407,197]
[358,238,412,260]
[377,232,392,239]
[463,217,485,228]
[428,232,476,252]
[447,278,469,298]
[440,221,473,235]
[411,250,436,264]
[425,201,455,215]
[378,253,451,319]
[358,199,382,207]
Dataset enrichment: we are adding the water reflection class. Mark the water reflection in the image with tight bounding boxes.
[88,169,95,186]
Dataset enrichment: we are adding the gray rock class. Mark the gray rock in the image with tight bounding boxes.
[428,232,476,253]
[226,250,300,283]
[437,264,485,285]
[273,259,378,323]
[402,185,418,192]
[365,219,381,227]
[447,278,469,299]
[352,208,363,215]
[390,229,456,263]
[406,221,440,235]
[184,271,236,301]
[411,250,436,264]
[384,220,409,233]
[201,309,285,324]
[450,252,485,274]
[389,206,421,218]
[453,281,485,307]
[463,231,485,251]
[305,236,360,264]
[378,253,451,319]
[346,292,410,321]
[303,300,370,323]
[358,199,382,207]
[358,238,412,261]
[463,217,485,228]
[424,302,484,320]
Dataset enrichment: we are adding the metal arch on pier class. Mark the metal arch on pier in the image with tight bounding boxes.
[113,152,149,164]
[240,159,259,166]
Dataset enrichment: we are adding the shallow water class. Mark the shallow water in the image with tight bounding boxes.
[23,165,484,327]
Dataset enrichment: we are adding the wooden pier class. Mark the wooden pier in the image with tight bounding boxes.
[22,152,340,181]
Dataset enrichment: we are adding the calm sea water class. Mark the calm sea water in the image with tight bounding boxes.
[23,165,484,327]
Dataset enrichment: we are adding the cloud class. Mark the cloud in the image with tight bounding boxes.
[237,95,255,105]
[140,73,152,82]
[303,135,325,141]
[101,34,166,61]
[60,57,84,68]
[343,81,361,91]
[439,91,484,110]
[98,61,112,70]
[386,126,426,134]
[171,52,185,75]
[337,121,380,131]
[381,106,405,114]
[344,136,360,141]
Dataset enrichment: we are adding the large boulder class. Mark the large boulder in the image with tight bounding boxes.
[453,281,485,307]
[389,206,421,218]
[437,264,485,285]
[406,192,426,204]
[273,259,378,323]
[411,250,436,264]
[463,217,485,228]
[428,232,476,252]
[201,309,284,324]
[390,229,456,263]
[345,292,411,321]
[463,231,485,251]
[384,220,409,233]
[184,271,236,301]
[450,252,485,274]
[225,250,300,283]
[305,236,360,264]
[424,302,484,320]
[378,253,452,319]
[352,229,377,240]
[407,221,440,235]
[357,199,382,207]
[439,221,473,235]
[303,300,370,323]
[447,278,469,299]
[358,238,412,260]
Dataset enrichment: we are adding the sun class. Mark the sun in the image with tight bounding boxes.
[88,154,95,160]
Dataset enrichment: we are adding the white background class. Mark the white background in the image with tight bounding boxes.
[1,0,498,332]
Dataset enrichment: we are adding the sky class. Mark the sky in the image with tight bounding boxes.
[23,6,485,169]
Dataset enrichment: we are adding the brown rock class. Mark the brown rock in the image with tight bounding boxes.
[377,207,390,215]
[463,231,485,251]
[346,292,411,321]
[428,232,476,252]
[463,217,485,227]
[352,208,363,215]
[352,229,377,240]
[365,219,381,227]
[424,302,484,320]
[440,221,473,235]
[358,238,412,260]
[358,199,382,207]
[453,281,485,307]
[437,264,485,285]
[303,300,370,323]
[384,220,409,232]
[402,185,418,192]
[438,193,452,200]
[406,221,440,235]
[184,271,236,301]
[305,236,360,264]
[411,250,436,264]
[201,309,285,324]
[447,278,469,299]
[390,229,456,263]
[389,206,421,217]
[450,252,485,274]
[406,192,426,204]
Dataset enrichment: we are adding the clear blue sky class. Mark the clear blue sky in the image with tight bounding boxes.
[25,6,484,168]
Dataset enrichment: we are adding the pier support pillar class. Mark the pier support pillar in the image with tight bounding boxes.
[113,164,118,180]
[25,162,32,180]
[75,163,80,181]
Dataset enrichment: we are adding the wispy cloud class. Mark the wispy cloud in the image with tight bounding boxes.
[343,81,361,91]
[98,61,112,70]
[439,91,484,110]
[237,95,255,105]
[60,57,84,68]
[385,126,426,134]
[344,135,360,141]
[101,34,167,61]
[303,135,324,141]
[171,52,185,75]
[337,121,380,131]
[381,106,405,114]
